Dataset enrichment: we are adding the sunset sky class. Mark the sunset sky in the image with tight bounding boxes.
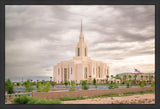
[5,5,155,82]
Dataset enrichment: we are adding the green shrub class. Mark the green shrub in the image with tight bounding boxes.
[24,80,35,92]
[108,83,118,89]
[82,80,87,86]
[13,95,61,104]
[151,81,155,87]
[140,82,145,87]
[81,80,88,90]
[33,99,61,104]
[92,79,97,88]
[14,95,32,104]
[60,96,85,101]
[121,81,125,85]
[50,81,55,87]
[106,81,109,84]
[93,79,96,85]
[119,102,123,104]
[64,80,69,87]
[32,81,36,85]
[69,81,76,91]
[37,82,50,92]
[5,78,14,94]
[16,82,20,86]
[83,85,88,90]
[126,82,130,88]
[69,87,75,91]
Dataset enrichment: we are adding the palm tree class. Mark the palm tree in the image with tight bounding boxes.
[141,75,143,81]
[50,77,52,81]
[123,75,127,83]
[116,75,119,79]
[106,75,109,83]
[111,75,114,78]
[151,75,154,82]
[89,75,92,84]
[111,75,114,83]
[145,76,148,82]
[128,75,132,81]
[134,74,137,84]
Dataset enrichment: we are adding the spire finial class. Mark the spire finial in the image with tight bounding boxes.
[81,19,82,32]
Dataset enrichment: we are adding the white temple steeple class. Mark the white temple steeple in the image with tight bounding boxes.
[75,19,88,57]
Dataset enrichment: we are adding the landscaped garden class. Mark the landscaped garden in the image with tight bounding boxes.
[5,74,155,104]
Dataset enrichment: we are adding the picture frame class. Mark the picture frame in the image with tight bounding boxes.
[0,0,160,108]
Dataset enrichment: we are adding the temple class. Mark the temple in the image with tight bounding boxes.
[53,19,110,84]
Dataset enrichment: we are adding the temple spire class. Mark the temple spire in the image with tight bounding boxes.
[81,19,82,32]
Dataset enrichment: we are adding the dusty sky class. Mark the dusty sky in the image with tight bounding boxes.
[5,5,155,82]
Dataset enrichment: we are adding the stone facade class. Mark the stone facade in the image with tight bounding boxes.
[53,20,109,84]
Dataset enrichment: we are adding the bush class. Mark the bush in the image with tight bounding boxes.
[37,82,50,92]
[121,81,125,85]
[108,83,118,89]
[69,81,76,91]
[140,82,145,87]
[24,80,35,92]
[126,82,130,88]
[14,95,32,104]
[82,80,87,86]
[32,81,36,85]
[13,95,61,104]
[60,96,85,101]
[92,79,97,88]
[81,80,88,90]
[5,78,14,94]
[50,81,55,87]
[16,82,20,86]
[151,81,155,87]
[64,80,69,87]
[83,85,89,90]
[106,81,109,84]
[93,79,96,85]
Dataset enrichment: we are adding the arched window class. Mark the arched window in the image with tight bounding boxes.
[78,48,80,56]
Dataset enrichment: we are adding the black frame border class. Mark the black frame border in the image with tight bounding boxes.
[0,0,160,109]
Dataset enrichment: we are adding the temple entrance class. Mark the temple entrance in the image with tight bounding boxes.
[64,68,67,81]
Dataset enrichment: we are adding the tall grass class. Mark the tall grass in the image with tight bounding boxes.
[13,95,61,104]
[59,96,85,101]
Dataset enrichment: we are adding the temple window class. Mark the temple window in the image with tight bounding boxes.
[93,68,95,75]
[98,66,100,73]
[78,48,80,56]
[58,68,60,75]
[84,67,87,79]
[71,68,72,74]
[64,68,67,81]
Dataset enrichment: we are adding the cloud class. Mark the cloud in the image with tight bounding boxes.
[5,5,155,82]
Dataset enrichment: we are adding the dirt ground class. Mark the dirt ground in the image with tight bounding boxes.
[62,93,155,104]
